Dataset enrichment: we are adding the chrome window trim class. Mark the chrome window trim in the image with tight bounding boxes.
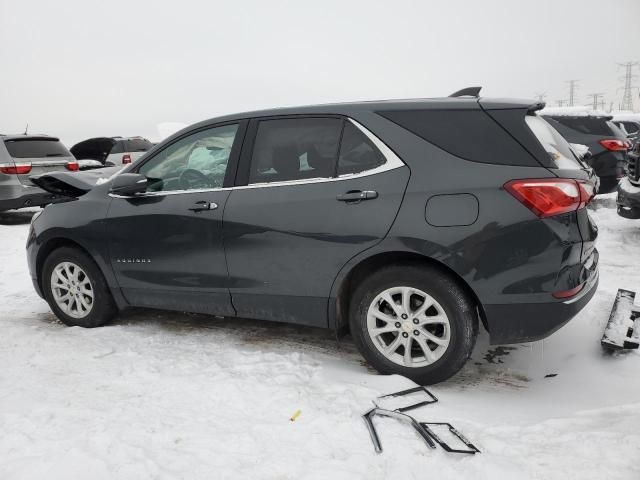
[108,118,405,199]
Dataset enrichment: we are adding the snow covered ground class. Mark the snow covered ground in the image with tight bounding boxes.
[1,197,639,480]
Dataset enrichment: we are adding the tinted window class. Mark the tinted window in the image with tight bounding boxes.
[337,122,385,175]
[249,118,342,184]
[546,116,613,136]
[621,121,639,134]
[110,141,125,154]
[138,124,238,192]
[525,115,582,169]
[4,138,71,159]
[125,138,153,152]
[378,109,537,166]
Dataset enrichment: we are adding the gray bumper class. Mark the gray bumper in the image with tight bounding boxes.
[617,178,640,219]
[0,184,58,211]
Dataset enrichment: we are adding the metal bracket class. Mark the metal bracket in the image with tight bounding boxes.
[602,289,640,350]
[374,386,438,413]
[420,422,481,454]
[362,408,436,454]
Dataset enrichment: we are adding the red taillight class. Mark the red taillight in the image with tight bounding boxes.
[576,180,595,208]
[552,283,584,299]
[504,179,583,218]
[122,154,132,164]
[65,161,79,171]
[599,139,628,151]
[0,162,32,175]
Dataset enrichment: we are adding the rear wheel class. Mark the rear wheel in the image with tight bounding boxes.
[349,264,478,385]
[42,247,117,327]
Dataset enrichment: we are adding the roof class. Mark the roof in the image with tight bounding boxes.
[1,134,60,141]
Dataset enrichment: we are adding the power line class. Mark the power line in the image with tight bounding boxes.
[586,93,604,110]
[566,80,579,106]
[617,61,639,111]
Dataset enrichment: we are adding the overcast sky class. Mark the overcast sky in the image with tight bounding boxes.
[1,0,639,146]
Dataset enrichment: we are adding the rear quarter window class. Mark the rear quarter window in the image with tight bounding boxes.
[377,109,538,166]
[4,138,71,159]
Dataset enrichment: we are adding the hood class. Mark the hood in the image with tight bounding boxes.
[30,166,122,197]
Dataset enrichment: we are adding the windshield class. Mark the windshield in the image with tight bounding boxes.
[526,115,584,169]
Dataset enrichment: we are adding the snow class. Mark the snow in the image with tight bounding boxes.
[1,197,639,479]
[540,106,611,118]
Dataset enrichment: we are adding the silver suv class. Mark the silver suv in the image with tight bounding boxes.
[0,134,78,211]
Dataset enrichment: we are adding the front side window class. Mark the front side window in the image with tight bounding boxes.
[138,124,238,192]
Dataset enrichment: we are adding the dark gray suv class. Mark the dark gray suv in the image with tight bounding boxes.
[26,92,599,384]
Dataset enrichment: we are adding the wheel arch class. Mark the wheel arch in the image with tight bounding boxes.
[331,250,488,335]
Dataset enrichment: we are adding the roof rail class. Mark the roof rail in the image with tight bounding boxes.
[449,86,482,98]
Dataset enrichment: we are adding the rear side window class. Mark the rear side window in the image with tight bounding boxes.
[621,121,639,134]
[525,116,583,170]
[377,109,537,166]
[337,122,385,175]
[249,118,343,184]
[4,138,71,159]
[546,116,613,136]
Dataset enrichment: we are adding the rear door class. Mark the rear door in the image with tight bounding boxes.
[3,137,76,185]
[223,116,410,327]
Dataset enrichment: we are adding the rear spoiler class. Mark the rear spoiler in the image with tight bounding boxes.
[30,166,121,198]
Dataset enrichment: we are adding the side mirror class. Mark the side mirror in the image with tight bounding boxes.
[109,173,148,196]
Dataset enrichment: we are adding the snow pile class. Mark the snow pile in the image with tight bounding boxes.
[540,106,611,118]
[0,197,639,479]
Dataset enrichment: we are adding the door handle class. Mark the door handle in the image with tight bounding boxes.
[189,200,218,212]
[336,190,378,202]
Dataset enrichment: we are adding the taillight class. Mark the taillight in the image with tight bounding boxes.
[552,283,584,299]
[599,139,628,151]
[576,180,595,208]
[122,154,132,164]
[65,161,79,171]
[504,178,584,218]
[0,162,32,175]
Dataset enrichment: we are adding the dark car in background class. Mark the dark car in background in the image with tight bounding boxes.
[71,136,153,166]
[0,134,78,211]
[26,92,599,384]
[617,141,640,219]
[542,112,630,193]
[612,115,640,143]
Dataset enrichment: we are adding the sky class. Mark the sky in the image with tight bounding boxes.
[1,0,639,146]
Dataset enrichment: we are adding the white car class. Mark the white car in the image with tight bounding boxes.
[71,136,154,166]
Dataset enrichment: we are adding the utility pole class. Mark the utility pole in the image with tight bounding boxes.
[534,92,547,102]
[586,93,604,110]
[566,80,579,106]
[617,61,639,111]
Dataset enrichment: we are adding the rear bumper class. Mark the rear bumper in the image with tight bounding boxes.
[617,178,640,219]
[483,266,599,345]
[0,184,58,211]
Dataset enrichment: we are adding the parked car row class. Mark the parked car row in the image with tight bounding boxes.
[0,134,152,212]
[26,88,600,384]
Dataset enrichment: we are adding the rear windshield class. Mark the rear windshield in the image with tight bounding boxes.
[546,116,615,136]
[525,115,583,169]
[4,138,72,159]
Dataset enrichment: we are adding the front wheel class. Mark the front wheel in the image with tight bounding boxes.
[42,247,117,327]
[349,265,478,385]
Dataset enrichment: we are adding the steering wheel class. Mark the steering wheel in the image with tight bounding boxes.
[179,168,211,190]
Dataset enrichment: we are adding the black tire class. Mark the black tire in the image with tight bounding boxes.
[349,264,478,385]
[42,247,118,327]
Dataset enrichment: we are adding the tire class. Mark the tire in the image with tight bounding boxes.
[349,264,478,385]
[42,246,117,327]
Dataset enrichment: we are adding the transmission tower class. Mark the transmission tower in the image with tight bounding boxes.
[586,93,604,110]
[566,80,579,106]
[534,92,547,102]
[556,99,568,107]
[618,62,639,111]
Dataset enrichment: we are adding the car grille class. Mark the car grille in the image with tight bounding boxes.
[629,153,640,185]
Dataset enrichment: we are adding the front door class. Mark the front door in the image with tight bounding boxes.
[106,122,245,316]
[223,116,410,327]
